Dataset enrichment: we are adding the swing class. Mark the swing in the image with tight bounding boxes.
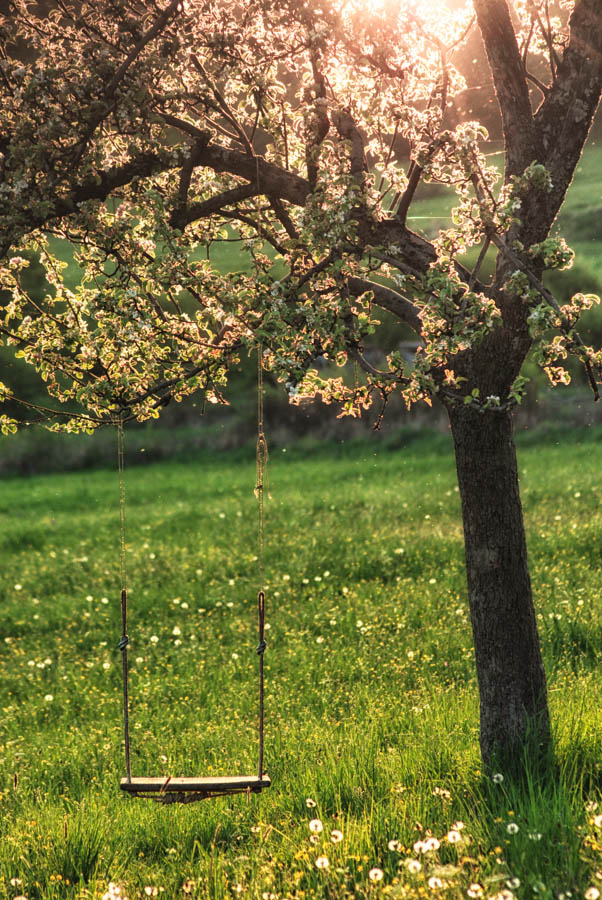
[116,354,271,803]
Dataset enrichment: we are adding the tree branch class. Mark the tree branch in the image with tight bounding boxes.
[171,183,259,230]
[490,231,600,399]
[533,0,602,227]
[347,276,423,337]
[70,0,182,166]
[473,0,536,176]
[331,107,367,189]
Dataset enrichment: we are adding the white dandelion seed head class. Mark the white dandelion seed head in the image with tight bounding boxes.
[330,829,343,843]
[405,858,421,873]
[585,889,601,900]
[492,773,504,784]
[309,819,323,833]
[387,839,401,851]
[305,798,317,808]
[467,885,483,898]
[446,829,461,843]
[506,822,519,834]
[593,815,602,828]
[315,855,329,869]
[424,837,440,851]
[369,868,384,883]
[428,876,444,889]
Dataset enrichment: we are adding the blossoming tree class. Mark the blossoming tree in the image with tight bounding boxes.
[1,0,601,765]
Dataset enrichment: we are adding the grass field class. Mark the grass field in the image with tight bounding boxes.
[1,429,602,899]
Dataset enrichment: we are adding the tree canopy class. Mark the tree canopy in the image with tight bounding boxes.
[1,0,601,433]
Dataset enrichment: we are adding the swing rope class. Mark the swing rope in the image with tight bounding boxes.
[116,415,132,784]
[256,345,268,782]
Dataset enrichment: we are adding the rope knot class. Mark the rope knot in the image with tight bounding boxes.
[118,635,130,652]
[256,640,267,656]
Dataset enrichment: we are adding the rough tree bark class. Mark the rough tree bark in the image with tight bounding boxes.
[448,404,551,766]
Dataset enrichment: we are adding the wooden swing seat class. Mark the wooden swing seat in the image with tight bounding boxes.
[120,774,271,799]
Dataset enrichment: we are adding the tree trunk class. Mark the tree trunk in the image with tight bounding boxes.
[448,403,551,768]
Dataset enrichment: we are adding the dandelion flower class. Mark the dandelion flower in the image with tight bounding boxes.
[315,856,329,869]
[309,819,323,833]
[102,885,125,900]
[369,868,384,882]
[405,859,421,873]
[492,773,504,784]
[506,822,519,834]
[428,876,444,889]
[423,837,440,851]
[585,890,600,900]
[330,830,343,843]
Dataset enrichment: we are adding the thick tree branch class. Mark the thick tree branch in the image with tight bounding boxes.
[473,0,536,176]
[197,145,309,206]
[171,183,259,230]
[331,107,367,189]
[533,0,602,229]
[0,150,182,256]
[347,277,423,337]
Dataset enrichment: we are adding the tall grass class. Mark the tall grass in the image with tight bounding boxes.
[0,431,601,898]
